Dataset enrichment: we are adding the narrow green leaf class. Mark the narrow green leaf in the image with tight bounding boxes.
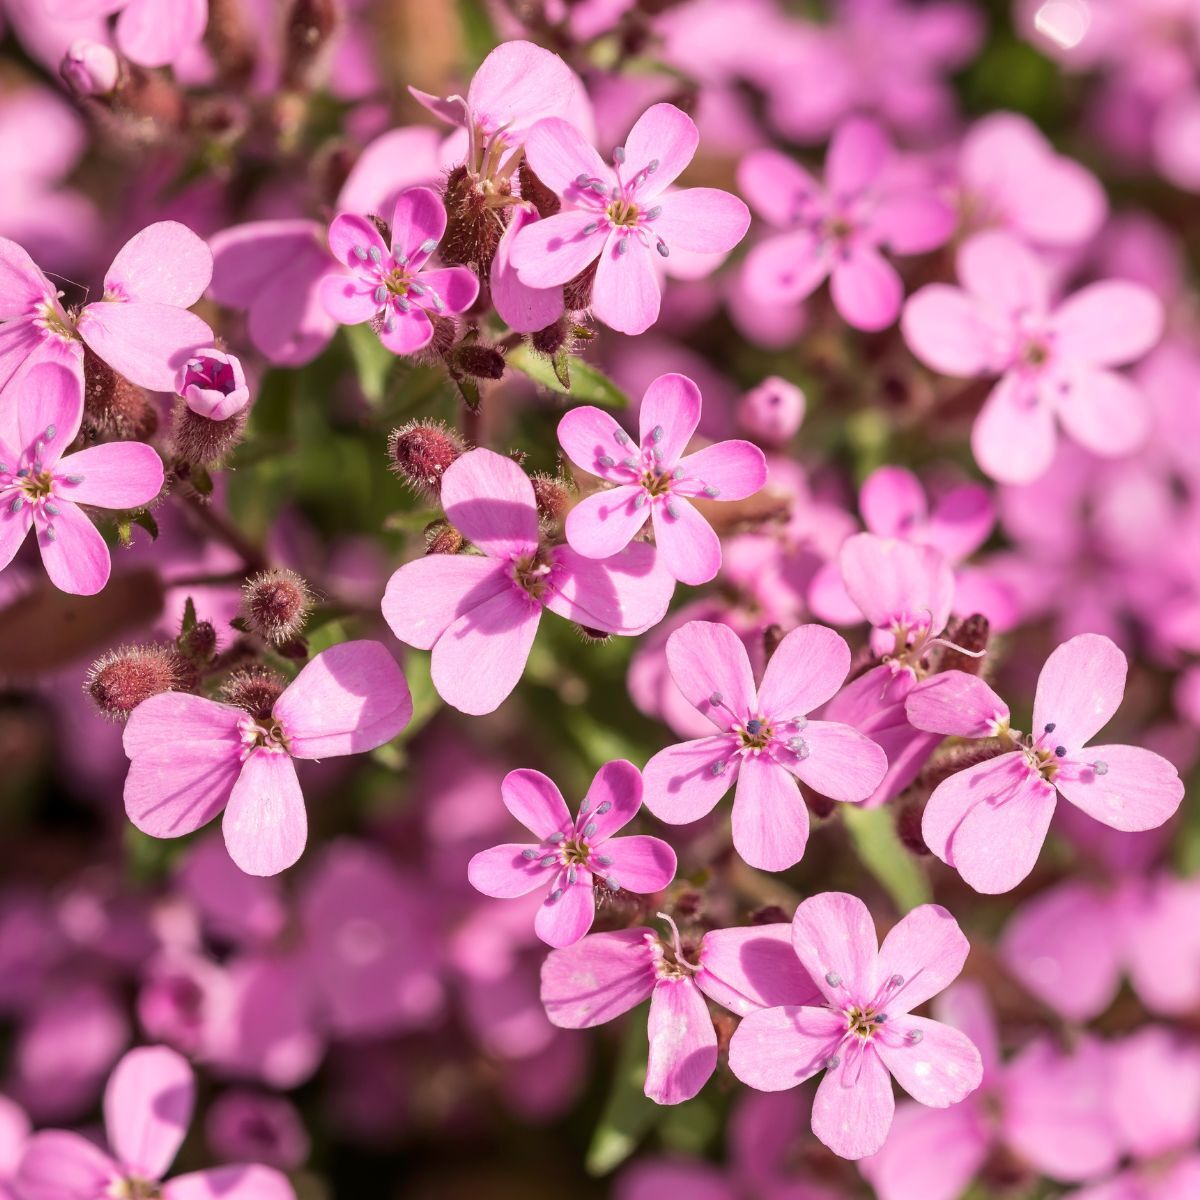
[842,804,931,913]
[344,322,398,405]
[507,344,629,408]
[585,1004,659,1176]
[180,597,198,636]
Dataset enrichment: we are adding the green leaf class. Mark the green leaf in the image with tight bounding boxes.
[585,1004,660,1176]
[456,0,496,70]
[507,344,629,408]
[842,804,931,913]
[132,509,159,541]
[306,617,352,656]
[401,648,441,738]
[180,597,198,636]
[345,323,398,406]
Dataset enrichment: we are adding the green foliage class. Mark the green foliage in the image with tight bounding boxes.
[507,344,631,408]
[842,804,932,913]
[585,1006,660,1175]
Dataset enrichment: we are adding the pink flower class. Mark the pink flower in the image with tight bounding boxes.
[541,918,822,1105]
[0,362,163,595]
[44,0,207,68]
[381,448,675,715]
[907,634,1185,893]
[319,187,479,355]
[738,117,955,332]
[16,1044,294,1200]
[903,230,1164,483]
[559,373,767,585]
[0,222,213,393]
[509,103,750,334]
[176,349,250,421]
[641,621,888,871]
[123,641,413,876]
[728,892,983,1161]
[468,761,677,948]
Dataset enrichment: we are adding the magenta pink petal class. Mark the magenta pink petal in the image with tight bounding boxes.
[736,148,823,228]
[1051,281,1164,367]
[593,235,661,335]
[579,758,643,840]
[873,191,955,255]
[509,209,605,289]
[839,533,954,634]
[958,230,1048,313]
[0,500,32,572]
[622,103,699,199]
[925,483,995,560]
[645,976,716,1104]
[564,484,649,559]
[37,500,110,596]
[637,372,701,464]
[0,235,56,317]
[440,448,540,560]
[830,246,903,331]
[812,1045,895,1160]
[1055,367,1151,458]
[785,719,888,803]
[540,928,658,1028]
[55,442,163,510]
[1032,633,1127,752]
[651,496,721,586]
[757,623,851,718]
[860,1099,991,1200]
[1055,745,1183,832]
[327,213,387,270]
[523,113,612,194]
[15,1130,119,1200]
[877,1017,982,1106]
[379,305,435,355]
[534,871,596,947]
[318,272,378,325]
[388,186,447,264]
[641,735,738,824]
[731,752,809,871]
[727,1004,843,1091]
[664,619,757,730]
[651,188,749,255]
[696,924,824,1014]
[598,836,675,895]
[77,300,212,393]
[491,207,566,333]
[467,844,553,898]
[502,768,572,838]
[16,360,84,462]
[542,541,674,635]
[791,891,880,1002]
[418,266,480,316]
[467,40,593,141]
[104,1045,193,1182]
[557,405,634,482]
[382,554,511,650]
[115,0,206,67]
[905,671,1010,737]
[675,440,767,502]
[860,465,926,536]
[222,753,307,877]
[104,221,211,306]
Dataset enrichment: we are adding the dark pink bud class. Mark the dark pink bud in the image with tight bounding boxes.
[241,568,313,645]
[177,349,251,421]
[450,344,505,380]
[530,474,571,523]
[388,421,463,498]
[85,644,194,720]
[738,376,805,444]
[221,666,286,720]
[424,520,464,556]
[84,347,157,440]
[178,619,217,663]
[61,40,120,96]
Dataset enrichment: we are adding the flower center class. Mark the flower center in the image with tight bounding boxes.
[182,357,236,395]
[739,716,775,750]
[240,716,289,757]
[606,197,640,227]
[109,1179,162,1200]
[37,298,78,341]
[17,468,55,501]
[846,1006,886,1038]
[512,548,553,599]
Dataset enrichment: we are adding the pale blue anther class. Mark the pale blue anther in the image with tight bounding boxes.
[703,485,720,498]
[588,181,607,195]
[353,245,368,261]
[595,801,612,816]
[595,855,613,867]
[651,425,664,442]
[613,145,626,163]
[614,430,631,446]
[373,285,387,304]
[648,159,660,172]
[605,875,619,890]
[874,1014,887,1024]
[522,849,538,860]
[616,238,629,255]
[395,253,409,266]
[666,501,679,519]
[547,832,566,843]
[793,716,808,731]
[610,186,620,200]
[825,971,842,987]
[583,821,597,837]
[621,457,637,469]
[66,474,84,484]
[409,282,426,295]
[419,238,438,254]
[746,718,763,735]
[709,691,723,705]
[597,455,615,468]
[646,206,662,219]
[907,1029,924,1044]
[1093,761,1109,776]
[44,425,56,440]
[397,297,411,312]
[540,855,559,868]
[789,738,810,759]
[567,867,577,885]
[10,497,23,513]
[634,492,647,508]
[368,246,382,264]
[549,888,563,903]
[385,314,397,333]
[709,760,726,776]
[582,223,599,235]
[431,292,446,312]
[652,447,663,463]
[17,468,28,478]
[45,504,59,516]
[45,524,56,542]
[656,241,669,258]
[825,1054,840,1070]
[574,173,591,186]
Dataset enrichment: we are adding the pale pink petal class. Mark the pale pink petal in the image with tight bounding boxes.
[696,924,823,1016]
[508,209,605,289]
[727,1004,843,1091]
[335,125,443,215]
[875,905,970,1017]
[593,236,661,334]
[17,360,83,464]
[440,448,540,560]
[580,758,643,840]
[826,117,889,196]
[736,148,823,228]
[663,620,757,730]
[1032,633,1127,753]
[0,236,55,318]
[502,768,572,837]
[1055,745,1183,832]
[54,442,163,510]
[644,976,716,1105]
[811,1045,895,1160]
[732,752,809,871]
[674,440,767,502]
[104,221,211,305]
[741,229,830,305]
[490,207,565,332]
[905,671,1010,737]
[105,1045,193,1181]
[274,640,411,758]
[785,720,888,803]
[430,587,542,715]
[388,186,447,264]
[830,246,903,331]
[318,272,378,325]
[467,843,551,898]
[534,870,596,947]
[599,836,676,894]
[757,624,851,719]
[77,301,212,392]
[162,1165,295,1200]
[37,501,110,595]
[381,554,511,650]
[1055,367,1150,458]
[564,484,649,559]
[407,86,467,127]
[934,980,1001,1082]
[326,213,387,269]
[651,188,750,255]
[901,285,994,376]
[873,191,955,255]
[971,374,1057,485]
[415,266,478,315]
[877,1017,982,1106]
[222,753,307,877]
[638,371,702,465]
[1051,282,1164,367]
[248,264,337,366]
[925,484,995,560]
[542,541,674,635]
[15,1130,118,1200]
[521,116,612,198]
[641,736,738,824]
[468,42,593,143]
[860,466,927,537]
[651,496,721,586]
[791,891,879,1005]
[622,103,698,198]
[557,404,633,482]
[859,1099,990,1200]
[0,498,32,572]
[379,305,435,355]
[540,928,657,1028]
[839,533,954,633]
[115,0,206,67]
[958,230,1048,314]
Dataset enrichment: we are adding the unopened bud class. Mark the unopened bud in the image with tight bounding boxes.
[530,318,569,357]
[517,160,561,219]
[169,397,247,467]
[440,164,508,274]
[177,618,217,663]
[938,614,990,674]
[424,520,464,555]
[749,905,790,926]
[530,474,571,523]
[738,376,805,444]
[388,421,463,498]
[563,260,598,311]
[804,789,837,820]
[176,350,250,421]
[85,644,194,721]
[450,343,505,380]
[897,801,930,856]
[84,347,157,440]
[61,40,120,96]
[221,665,286,720]
[576,625,611,644]
[241,568,312,645]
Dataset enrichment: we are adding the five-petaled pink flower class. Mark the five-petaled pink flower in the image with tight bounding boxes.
[542,917,822,1105]
[509,102,750,334]
[903,229,1164,483]
[729,892,983,1161]
[641,621,888,871]
[906,633,1185,893]
[558,373,767,585]
[381,447,675,716]
[123,641,413,877]
[0,362,163,595]
[0,222,213,393]
[468,760,676,947]
[738,116,955,332]
[319,186,480,355]
[16,1044,294,1200]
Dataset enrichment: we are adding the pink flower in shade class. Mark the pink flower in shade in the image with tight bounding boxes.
[319,187,479,355]
[541,918,823,1105]
[906,635,1185,894]
[558,373,767,585]
[738,117,955,332]
[509,103,751,335]
[44,0,207,69]
[176,349,250,421]
[860,981,1119,1200]
[641,621,889,872]
[381,448,675,716]
[903,230,1164,484]
[468,761,677,948]
[16,1045,294,1200]
[0,222,212,394]
[728,892,983,1161]
[122,641,413,877]
[0,362,163,596]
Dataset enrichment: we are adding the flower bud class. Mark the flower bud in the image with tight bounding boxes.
[423,520,464,556]
[440,164,508,275]
[530,318,569,357]
[169,397,248,467]
[221,665,286,720]
[738,376,805,444]
[517,160,561,219]
[896,801,930,856]
[749,904,790,926]
[388,421,463,498]
[450,343,505,380]
[283,0,339,89]
[530,474,571,524]
[240,568,313,645]
[83,346,157,439]
[85,644,194,721]
[61,40,120,97]
[176,349,250,421]
[178,619,217,664]
[206,1091,310,1171]
[938,613,990,674]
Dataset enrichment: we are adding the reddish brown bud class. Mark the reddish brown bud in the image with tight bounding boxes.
[85,644,194,721]
[803,789,837,820]
[439,164,511,276]
[423,520,464,556]
[896,801,930,856]
[450,343,505,380]
[388,421,463,498]
[83,347,157,440]
[169,398,247,467]
[530,318,569,357]
[178,619,217,663]
[205,0,257,85]
[576,625,612,644]
[221,665,286,720]
[240,568,313,645]
[563,260,598,312]
[517,160,561,219]
[938,613,991,674]
[530,473,571,523]
[749,905,790,926]
[282,0,339,90]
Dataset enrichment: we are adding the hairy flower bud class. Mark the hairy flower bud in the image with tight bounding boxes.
[282,0,339,90]
[938,613,991,674]
[176,349,250,421]
[388,421,463,498]
[83,347,157,440]
[738,376,805,444]
[85,644,194,721]
[440,164,510,275]
[517,160,561,219]
[241,568,313,645]
[178,619,217,664]
[450,343,505,380]
[530,474,571,524]
[563,260,599,312]
[530,318,569,357]
[896,801,930,856]
[221,665,286,720]
[61,40,120,96]
[424,520,464,556]
[169,397,247,467]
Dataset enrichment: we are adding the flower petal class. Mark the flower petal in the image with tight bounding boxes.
[741,229,829,305]
[491,206,565,332]
[623,103,699,199]
[696,924,824,1015]
[830,246,903,331]
[811,1044,895,1160]
[162,1165,295,1200]
[16,359,84,463]
[557,404,632,481]
[758,624,851,719]
[1032,632,1127,753]
[534,869,596,947]
[54,442,163,510]
[580,758,644,840]
[645,976,716,1105]
[502,768,572,838]
[381,554,511,650]
[389,186,447,265]
[467,844,552,898]
[104,221,211,306]
[379,305,434,355]
[1051,281,1163,367]
[641,735,739,824]
[15,1131,118,1200]
[1055,745,1184,832]
[441,447,540,559]
[598,836,676,895]
[564,484,649,559]
[875,905,971,1016]
[327,213,387,270]
[902,284,994,377]
[540,928,657,1028]
[731,753,809,871]
[78,301,212,392]
[727,1004,844,1091]
[784,720,889,803]
[651,496,721,586]
[826,116,890,196]
[0,235,56,318]
[638,371,701,465]
[958,230,1048,314]
[876,1017,983,1107]
[663,619,757,731]
[904,671,1010,738]
[593,235,661,334]
[675,439,766,502]
[37,501,110,596]
[1055,367,1150,458]
[971,374,1057,485]
[417,266,479,316]
[542,541,674,635]
[736,148,823,227]
[791,891,879,1005]
[105,1045,193,1181]
[115,0,206,67]
[222,752,307,877]
[651,188,750,254]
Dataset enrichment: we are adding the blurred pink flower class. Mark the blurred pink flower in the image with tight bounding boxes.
[45,0,206,68]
